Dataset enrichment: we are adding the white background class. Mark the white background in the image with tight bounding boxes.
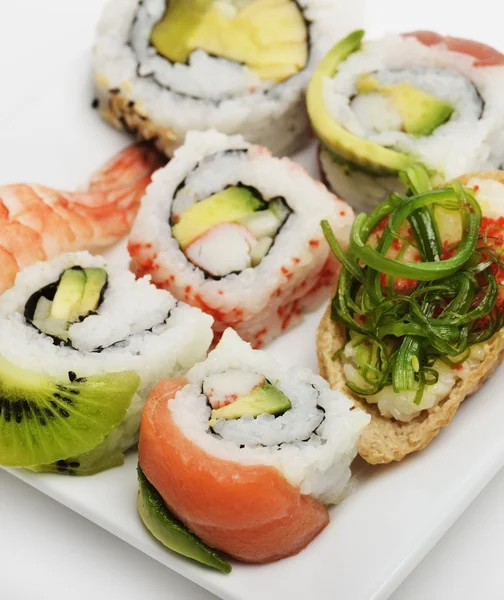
[1,1,504,598]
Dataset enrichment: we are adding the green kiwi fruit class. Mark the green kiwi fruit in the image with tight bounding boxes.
[0,357,140,468]
[28,444,126,476]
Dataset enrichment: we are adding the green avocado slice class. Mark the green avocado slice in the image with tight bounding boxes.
[137,466,232,574]
[172,186,264,249]
[150,0,308,82]
[78,268,107,318]
[208,380,291,428]
[307,30,415,175]
[50,268,86,321]
[380,83,454,136]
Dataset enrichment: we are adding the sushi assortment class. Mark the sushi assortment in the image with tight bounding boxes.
[128,129,353,346]
[1,0,504,577]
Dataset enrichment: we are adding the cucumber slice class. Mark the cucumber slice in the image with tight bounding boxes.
[137,466,232,574]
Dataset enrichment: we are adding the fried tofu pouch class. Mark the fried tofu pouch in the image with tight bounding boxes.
[317,171,504,464]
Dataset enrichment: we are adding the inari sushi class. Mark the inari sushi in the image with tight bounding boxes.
[0,252,213,474]
[138,329,369,566]
[307,30,504,211]
[128,130,353,347]
[92,0,364,157]
[317,165,504,463]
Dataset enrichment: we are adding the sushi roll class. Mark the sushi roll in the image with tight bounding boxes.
[128,130,353,347]
[92,0,364,157]
[317,165,504,463]
[137,328,370,566]
[0,251,213,474]
[307,30,504,212]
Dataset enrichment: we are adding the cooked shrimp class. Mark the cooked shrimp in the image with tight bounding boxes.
[0,143,164,295]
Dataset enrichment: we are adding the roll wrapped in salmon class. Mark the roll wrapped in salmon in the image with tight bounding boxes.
[308,30,504,212]
[92,0,364,157]
[138,328,370,565]
[0,251,213,474]
[128,130,353,347]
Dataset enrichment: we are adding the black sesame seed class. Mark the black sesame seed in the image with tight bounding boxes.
[109,87,120,95]
[91,98,100,109]
[128,100,135,108]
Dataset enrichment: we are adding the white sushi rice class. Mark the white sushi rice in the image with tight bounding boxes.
[129,129,353,344]
[0,251,213,467]
[324,34,504,179]
[170,329,370,504]
[93,0,364,155]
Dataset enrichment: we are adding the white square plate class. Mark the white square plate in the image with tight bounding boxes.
[4,2,504,600]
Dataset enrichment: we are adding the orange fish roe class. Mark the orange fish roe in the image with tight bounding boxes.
[309,239,320,248]
[340,210,346,216]
[128,242,141,254]
[392,238,402,251]
[292,257,301,264]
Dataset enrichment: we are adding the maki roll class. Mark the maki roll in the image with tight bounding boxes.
[0,252,213,474]
[93,0,363,157]
[138,329,369,566]
[307,30,504,212]
[128,130,353,347]
[317,166,504,463]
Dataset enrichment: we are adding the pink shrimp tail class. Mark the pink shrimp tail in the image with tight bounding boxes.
[0,142,165,295]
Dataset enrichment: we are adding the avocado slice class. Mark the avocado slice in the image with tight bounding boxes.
[208,380,291,428]
[380,83,454,136]
[78,268,107,319]
[172,186,264,249]
[137,466,232,574]
[150,0,308,82]
[307,30,415,175]
[50,268,86,321]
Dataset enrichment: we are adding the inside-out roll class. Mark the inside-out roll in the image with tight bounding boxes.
[308,30,504,211]
[128,129,353,347]
[0,251,213,474]
[137,328,370,565]
[92,0,363,157]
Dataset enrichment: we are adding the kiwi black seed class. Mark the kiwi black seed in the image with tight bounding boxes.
[0,357,140,468]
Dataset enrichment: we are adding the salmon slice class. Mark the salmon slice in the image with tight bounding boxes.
[405,31,504,66]
[138,378,329,564]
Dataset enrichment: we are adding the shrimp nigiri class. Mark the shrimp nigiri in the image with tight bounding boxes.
[0,143,164,294]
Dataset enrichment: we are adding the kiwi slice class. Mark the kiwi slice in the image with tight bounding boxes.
[137,466,232,574]
[28,444,126,476]
[0,358,140,468]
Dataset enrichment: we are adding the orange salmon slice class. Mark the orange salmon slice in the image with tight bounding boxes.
[138,378,329,564]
